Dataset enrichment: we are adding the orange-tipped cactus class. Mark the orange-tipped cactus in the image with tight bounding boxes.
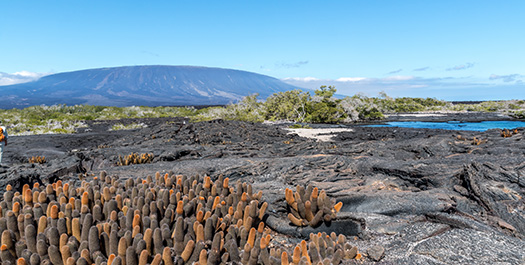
[37,215,47,233]
[196,210,204,223]
[132,214,141,229]
[138,249,149,265]
[1,231,13,252]
[59,196,67,205]
[260,234,271,249]
[17,258,27,265]
[223,177,230,189]
[107,254,116,265]
[144,228,153,254]
[149,254,161,265]
[247,227,256,248]
[181,240,195,262]
[81,191,89,206]
[196,223,204,242]
[212,196,220,210]
[203,211,212,221]
[50,205,59,219]
[300,240,311,264]
[118,237,127,261]
[162,247,174,265]
[22,183,29,196]
[204,176,212,189]
[110,210,118,222]
[176,200,184,215]
[282,251,290,265]
[257,222,265,233]
[132,225,141,238]
[311,187,319,200]
[334,201,343,213]
[38,192,47,204]
[258,201,268,220]
[12,202,20,215]
[28,156,46,164]
[501,129,513,138]
[292,246,301,265]
[199,249,207,265]
[286,185,342,228]
[288,213,306,227]
[59,233,68,251]
[304,200,314,222]
[285,188,295,207]
[61,245,72,265]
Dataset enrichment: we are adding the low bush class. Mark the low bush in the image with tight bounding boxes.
[1,89,524,135]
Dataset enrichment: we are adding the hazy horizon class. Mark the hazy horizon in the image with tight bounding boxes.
[1,1,524,101]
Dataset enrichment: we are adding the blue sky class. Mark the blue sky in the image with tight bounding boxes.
[1,1,524,100]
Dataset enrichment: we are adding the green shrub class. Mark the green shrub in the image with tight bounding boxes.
[264,90,311,122]
[510,110,525,119]
[1,90,524,135]
[358,106,384,120]
[289,124,312,129]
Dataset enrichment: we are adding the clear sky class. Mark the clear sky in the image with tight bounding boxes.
[1,1,524,100]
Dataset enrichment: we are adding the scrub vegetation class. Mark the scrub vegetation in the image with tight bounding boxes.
[1,87,524,135]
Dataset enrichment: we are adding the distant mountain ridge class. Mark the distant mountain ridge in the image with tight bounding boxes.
[0,65,301,108]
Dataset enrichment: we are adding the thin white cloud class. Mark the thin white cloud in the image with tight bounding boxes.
[285,76,415,83]
[282,77,319,82]
[0,71,50,86]
[408,84,428,88]
[276,61,309,68]
[387,69,402,74]
[489,74,522,83]
[414,67,430,72]
[446,63,475,71]
[281,74,524,100]
[140,50,160,57]
[14,71,43,78]
[383,75,414,81]
[336,77,367,82]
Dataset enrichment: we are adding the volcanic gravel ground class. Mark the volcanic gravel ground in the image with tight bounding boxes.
[1,117,524,264]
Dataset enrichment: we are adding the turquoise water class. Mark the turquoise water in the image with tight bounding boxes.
[366,121,525,131]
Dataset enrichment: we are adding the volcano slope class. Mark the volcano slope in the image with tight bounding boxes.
[1,118,524,264]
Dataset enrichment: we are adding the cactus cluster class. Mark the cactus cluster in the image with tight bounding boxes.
[28,156,46,164]
[280,232,360,265]
[285,185,342,228]
[500,129,518,138]
[455,135,487,146]
[117,153,154,166]
[0,170,358,265]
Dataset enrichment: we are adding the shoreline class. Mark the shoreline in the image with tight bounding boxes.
[382,111,516,122]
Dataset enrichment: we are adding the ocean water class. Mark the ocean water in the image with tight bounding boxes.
[366,121,525,131]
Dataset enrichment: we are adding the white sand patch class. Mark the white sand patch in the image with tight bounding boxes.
[285,128,353,142]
